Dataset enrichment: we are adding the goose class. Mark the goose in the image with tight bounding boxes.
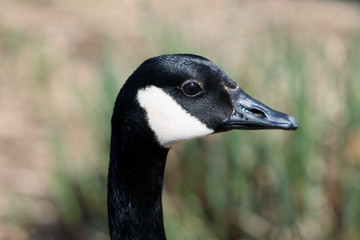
[108,54,298,240]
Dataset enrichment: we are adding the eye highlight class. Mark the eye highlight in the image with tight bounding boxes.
[182,81,202,96]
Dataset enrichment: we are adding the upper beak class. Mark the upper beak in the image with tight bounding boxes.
[222,87,298,131]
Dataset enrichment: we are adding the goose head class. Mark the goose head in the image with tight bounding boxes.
[113,54,298,149]
[109,54,298,240]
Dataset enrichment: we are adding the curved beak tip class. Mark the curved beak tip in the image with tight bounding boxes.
[287,115,299,130]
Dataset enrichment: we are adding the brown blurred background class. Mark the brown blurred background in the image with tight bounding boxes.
[1,0,360,239]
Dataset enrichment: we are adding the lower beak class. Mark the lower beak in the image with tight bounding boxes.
[222,87,298,131]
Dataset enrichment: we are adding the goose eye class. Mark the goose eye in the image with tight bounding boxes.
[182,82,202,96]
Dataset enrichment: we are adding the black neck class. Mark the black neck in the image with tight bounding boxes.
[108,128,169,240]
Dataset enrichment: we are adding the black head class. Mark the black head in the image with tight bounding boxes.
[113,54,298,148]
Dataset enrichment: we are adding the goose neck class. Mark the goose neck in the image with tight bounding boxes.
[108,135,169,240]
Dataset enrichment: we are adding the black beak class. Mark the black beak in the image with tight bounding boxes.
[222,87,298,131]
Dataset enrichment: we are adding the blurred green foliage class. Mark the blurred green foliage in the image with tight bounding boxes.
[43,30,360,239]
[2,2,360,240]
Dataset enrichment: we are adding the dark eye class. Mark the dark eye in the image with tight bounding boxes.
[182,82,202,96]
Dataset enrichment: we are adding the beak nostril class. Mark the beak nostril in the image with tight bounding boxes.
[249,108,266,118]
[239,105,267,118]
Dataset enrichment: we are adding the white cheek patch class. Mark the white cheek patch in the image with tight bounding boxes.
[137,86,214,148]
